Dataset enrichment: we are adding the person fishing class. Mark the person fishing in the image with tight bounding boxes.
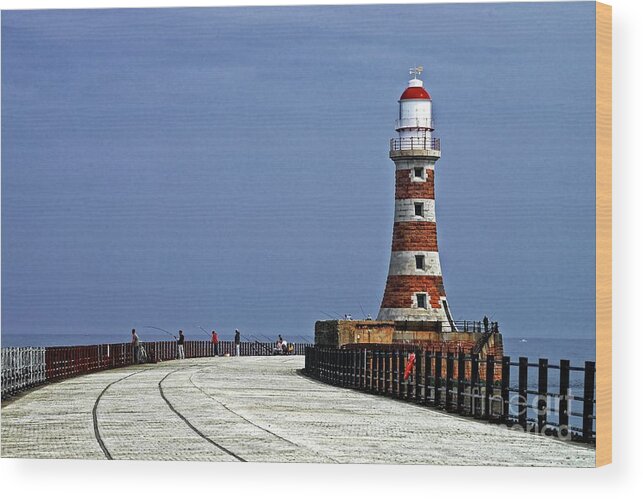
[274,336,284,355]
[131,329,141,363]
[234,329,241,357]
[177,330,185,359]
[211,330,219,356]
[483,315,489,333]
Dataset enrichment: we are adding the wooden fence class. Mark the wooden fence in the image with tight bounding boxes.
[304,346,596,443]
[1,340,310,399]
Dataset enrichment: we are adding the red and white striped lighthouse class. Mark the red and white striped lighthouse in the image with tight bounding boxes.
[378,68,455,328]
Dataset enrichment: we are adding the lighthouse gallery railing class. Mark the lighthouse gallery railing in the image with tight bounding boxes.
[390,137,441,151]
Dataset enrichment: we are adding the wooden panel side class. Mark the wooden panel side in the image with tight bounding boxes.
[595,1,612,468]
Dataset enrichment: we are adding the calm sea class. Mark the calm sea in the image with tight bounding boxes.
[1,332,594,365]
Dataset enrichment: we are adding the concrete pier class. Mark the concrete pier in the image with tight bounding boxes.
[1,356,595,466]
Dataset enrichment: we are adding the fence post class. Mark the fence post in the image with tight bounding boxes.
[363,349,368,389]
[397,350,403,398]
[414,350,422,402]
[384,351,390,395]
[390,351,395,396]
[345,350,349,387]
[405,353,412,399]
[518,357,528,430]
[471,354,479,417]
[457,352,465,413]
[351,349,356,387]
[423,351,430,405]
[383,351,389,395]
[355,349,360,387]
[559,359,570,435]
[373,350,382,393]
[359,348,368,390]
[323,349,328,384]
[323,348,328,383]
[485,355,495,420]
[333,348,337,383]
[433,351,442,407]
[583,361,596,441]
[368,351,374,391]
[501,356,510,421]
[537,358,548,433]
[378,350,383,394]
[353,349,357,388]
[304,346,309,373]
[343,349,348,386]
[446,352,454,411]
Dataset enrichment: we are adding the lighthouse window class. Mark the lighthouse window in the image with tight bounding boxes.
[416,293,428,309]
[414,203,424,217]
[415,255,425,270]
[414,167,425,179]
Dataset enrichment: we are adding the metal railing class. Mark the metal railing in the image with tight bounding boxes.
[1,347,46,398]
[390,137,440,152]
[376,320,499,335]
[304,346,596,443]
[1,340,311,399]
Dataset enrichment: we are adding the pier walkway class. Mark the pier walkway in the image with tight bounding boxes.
[1,356,594,466]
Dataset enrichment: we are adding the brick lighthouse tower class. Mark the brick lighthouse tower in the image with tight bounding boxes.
[378,67,455,328]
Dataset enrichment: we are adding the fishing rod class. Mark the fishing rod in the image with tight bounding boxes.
[230,330,271,355]
[143,325,177,340]
[320,311,336,320]
[359,303,367,319]
[251,334,273,347]
[193,323,214,339]
[257,333,276,343]
[289,334,309,344]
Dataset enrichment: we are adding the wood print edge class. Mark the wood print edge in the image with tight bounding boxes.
[595,0,612,468]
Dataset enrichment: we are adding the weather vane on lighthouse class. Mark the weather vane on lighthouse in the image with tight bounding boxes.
[409,65,424,79]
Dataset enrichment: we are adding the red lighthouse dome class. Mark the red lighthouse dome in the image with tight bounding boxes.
[400,86,431,100]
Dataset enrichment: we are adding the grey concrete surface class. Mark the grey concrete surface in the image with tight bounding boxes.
[1,356,595,466]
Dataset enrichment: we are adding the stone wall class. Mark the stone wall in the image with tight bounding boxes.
[315,320,395,347]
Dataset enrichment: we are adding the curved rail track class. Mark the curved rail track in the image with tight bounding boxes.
[187,367,339,463]
[158,369,246,462]
[92,370,148,459]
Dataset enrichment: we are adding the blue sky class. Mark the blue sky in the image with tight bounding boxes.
[1,3,596,342]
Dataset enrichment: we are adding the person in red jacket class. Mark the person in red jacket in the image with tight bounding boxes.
[211,330,219,357]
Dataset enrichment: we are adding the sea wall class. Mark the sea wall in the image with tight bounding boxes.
[314,320,503,369]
